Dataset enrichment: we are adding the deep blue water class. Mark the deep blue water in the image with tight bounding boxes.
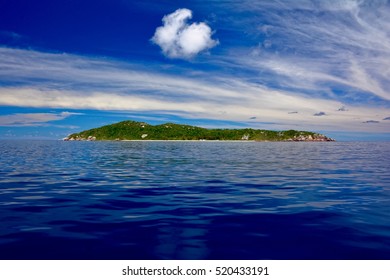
[0,140,389,260]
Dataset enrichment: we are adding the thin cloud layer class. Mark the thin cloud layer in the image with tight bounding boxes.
[211,0,390,103]
[0,44,389,133]
[1,47,389,133]
[0,112,79,127]
[151,8,218,59]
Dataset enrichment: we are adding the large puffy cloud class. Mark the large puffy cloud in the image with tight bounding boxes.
[151,8,218,59]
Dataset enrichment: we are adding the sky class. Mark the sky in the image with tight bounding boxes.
[0,0,389,141]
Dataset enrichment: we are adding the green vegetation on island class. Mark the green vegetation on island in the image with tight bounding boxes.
[65,120,335,142]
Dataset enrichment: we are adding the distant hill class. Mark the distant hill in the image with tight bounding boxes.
[64,120,335,142]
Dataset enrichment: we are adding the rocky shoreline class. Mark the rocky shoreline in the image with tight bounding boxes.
[64,133,335,142]
[285,134,335,142]
[64,135,96,141]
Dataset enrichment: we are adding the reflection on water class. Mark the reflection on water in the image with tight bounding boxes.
[0,140,389,259]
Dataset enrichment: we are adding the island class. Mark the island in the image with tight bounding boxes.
[64,120,335,142]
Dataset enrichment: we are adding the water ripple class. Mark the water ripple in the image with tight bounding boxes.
[0,140,389,259]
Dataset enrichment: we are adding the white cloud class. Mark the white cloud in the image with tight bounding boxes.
[151,8,218,59]
[210,0,390,102]
[0,112,80,127]
[0,47,389,133]
[1,86,389,133]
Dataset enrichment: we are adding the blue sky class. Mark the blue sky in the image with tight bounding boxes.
[0,0,389,140]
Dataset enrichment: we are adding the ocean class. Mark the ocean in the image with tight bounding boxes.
[0,140,389,259]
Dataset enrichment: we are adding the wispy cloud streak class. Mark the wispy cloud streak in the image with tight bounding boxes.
[209,0,390,103]
[0,47,388,132]
[0,112,80,127]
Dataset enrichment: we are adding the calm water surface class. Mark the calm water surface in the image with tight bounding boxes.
[0,140,389,259]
